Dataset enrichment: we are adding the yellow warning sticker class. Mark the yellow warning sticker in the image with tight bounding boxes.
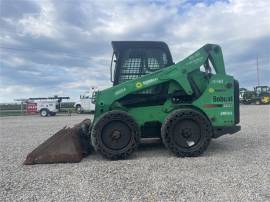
[135,82,143,88]
[208,88,215,93]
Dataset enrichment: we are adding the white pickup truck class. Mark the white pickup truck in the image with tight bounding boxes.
[74,90,96,114]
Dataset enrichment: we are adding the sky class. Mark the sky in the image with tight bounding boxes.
[0,0,269,103]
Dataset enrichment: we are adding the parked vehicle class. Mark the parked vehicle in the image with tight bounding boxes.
[253,86,270,104]
[74,88,97,114]
[241,86,270,105]
[239,88,247,103]
[26,96,69,117]
[24,42,241,165]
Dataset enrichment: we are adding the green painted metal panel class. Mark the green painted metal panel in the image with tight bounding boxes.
[93,44,238,130]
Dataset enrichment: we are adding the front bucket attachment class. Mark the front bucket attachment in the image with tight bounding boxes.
[24,119,92,165]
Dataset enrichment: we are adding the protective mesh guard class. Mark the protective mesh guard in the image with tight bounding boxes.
[118,48,169,84]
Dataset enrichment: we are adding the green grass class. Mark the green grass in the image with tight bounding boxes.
[0,110,26,117]
[0,108,76,117]
[59,108,76,113]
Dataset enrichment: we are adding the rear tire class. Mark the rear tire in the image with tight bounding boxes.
[92,110,140,160]
[40,109,49,117]
[255,100,261,105]
[243,100,251,105]
[161,109,212,157]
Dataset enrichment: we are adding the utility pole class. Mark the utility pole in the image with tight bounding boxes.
[256,55,260,86]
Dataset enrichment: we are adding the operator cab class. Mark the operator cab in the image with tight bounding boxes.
[110,41,174,86]
[254,86,270,95]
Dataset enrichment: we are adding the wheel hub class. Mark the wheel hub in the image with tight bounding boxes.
[173,120,201,148]
[181,128,192,138]
[101,121,132,150]
[111,130,121,140]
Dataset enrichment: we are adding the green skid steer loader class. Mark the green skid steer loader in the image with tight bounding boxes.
[24,42,241,164]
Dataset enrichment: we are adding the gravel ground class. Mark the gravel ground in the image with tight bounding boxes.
[0,106,269,201]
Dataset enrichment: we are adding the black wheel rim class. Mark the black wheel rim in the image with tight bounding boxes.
[101,120,132,150]
[173,119,201,148]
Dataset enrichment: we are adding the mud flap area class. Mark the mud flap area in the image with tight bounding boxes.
[24,119,92,165]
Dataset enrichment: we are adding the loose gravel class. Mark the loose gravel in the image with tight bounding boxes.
[0,106,269,201]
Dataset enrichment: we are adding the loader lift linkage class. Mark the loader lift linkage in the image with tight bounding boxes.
[24,42,240,164]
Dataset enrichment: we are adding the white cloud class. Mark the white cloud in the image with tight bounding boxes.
[0,85,33,93]
[64,77,110,90]
[0,0,269,102]
[17,0,58,38]
[168,0,270,59]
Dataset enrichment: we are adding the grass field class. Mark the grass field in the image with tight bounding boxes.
[0,102,76,117]
[0,110,25,117]
[0,108,76,117]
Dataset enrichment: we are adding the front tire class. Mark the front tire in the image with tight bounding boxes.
[161,109,212,157]
[40,109,49,117]
[76,105,82,114]
[92,110,140,160]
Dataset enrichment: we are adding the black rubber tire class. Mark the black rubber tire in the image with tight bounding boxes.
[40,109,49,117]
[161,109,212,157]
[255,100,261,105]
[76,105,82,114]
[243,100,251,105]
[91,110,140,160]
[50,112,56,116]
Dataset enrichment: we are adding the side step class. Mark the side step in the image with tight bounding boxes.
[24,119,92,165]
